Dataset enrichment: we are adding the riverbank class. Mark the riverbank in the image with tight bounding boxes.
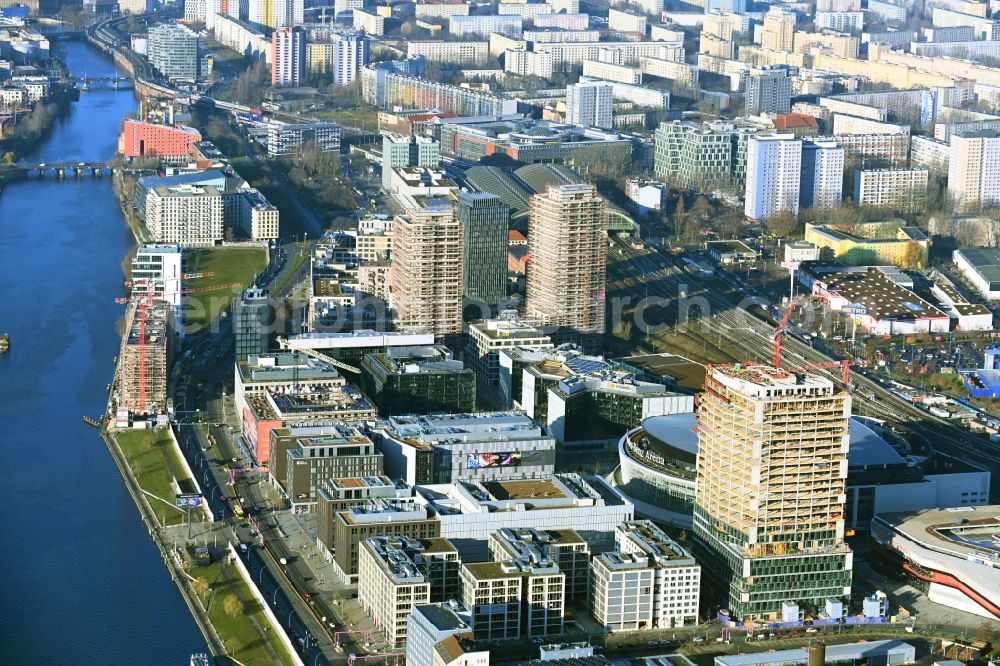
[98,426,229,659]
[0,79,78,162]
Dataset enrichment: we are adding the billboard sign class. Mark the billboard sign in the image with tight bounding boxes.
[176,494,203,507]
[467,452,522,469]
[841,304,868,316]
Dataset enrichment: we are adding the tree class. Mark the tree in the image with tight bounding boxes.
[691,195,713,220]
[234,59,269,107]
[767,210,800,237]
[682,213,701,243]
[673,195,686,242]
[901,240,923,269]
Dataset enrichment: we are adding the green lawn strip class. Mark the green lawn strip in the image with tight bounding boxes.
[311,108,377,129]
[115,429,193,526]
[271,252,307,294]
[191,562,297,666]
[183,247,267,331]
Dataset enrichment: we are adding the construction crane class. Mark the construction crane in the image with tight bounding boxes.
[786,359,853,386]
[772,300,799,368]
[276,336,361,375]
[116,280,241,414]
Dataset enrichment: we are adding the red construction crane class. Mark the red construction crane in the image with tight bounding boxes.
[115,280,240,414]
[772,301,798,368]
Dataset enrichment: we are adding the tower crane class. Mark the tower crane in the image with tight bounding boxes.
[771,299,800,368]
[275,336,362,375]
[116,280,240,414]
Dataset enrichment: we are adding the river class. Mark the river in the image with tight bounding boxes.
[0,41,206,663]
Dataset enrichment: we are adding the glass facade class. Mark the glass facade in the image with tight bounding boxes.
[458,192,510,308]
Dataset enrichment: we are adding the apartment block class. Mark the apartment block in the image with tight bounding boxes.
[744,134,802,221]
[816,10,863,32]
[524,184,606,344]
[148,23,198,79]
[800,139,844,209]
[761,6,795,51]
[835,133,910,168]
[692,365,853,620]
[639,57,698,86]
[488,527,591,603]
[565,80,613,129]
[388,202,463,337]
[144,183,225,246]
[505,48,553,78]
[533,12,588,30]
[466,315,553,389]
[591,520,700,630]
[449,14,521,37]
[582,60,642,85]
[522,28,600,43]
[460,557,564,640]
[266,122,341,155]
[910,135,950,173]
[415,1,469,17]
[853,168,928,211]
[745,67,791,115]
[608,8,647,34]
[271,27,305,86]
[793,30,860,58]
[358,536,461,644]
[353,9,385,35]
[407,41,488,65]
[332,499,441,579]
[948,129,1000,210]
[363,66,518,116]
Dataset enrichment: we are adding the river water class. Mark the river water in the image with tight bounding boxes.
[0,41,206,663]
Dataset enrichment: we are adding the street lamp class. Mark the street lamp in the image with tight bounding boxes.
[273,588,280,606]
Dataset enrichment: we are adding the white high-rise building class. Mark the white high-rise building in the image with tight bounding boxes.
[565,81,613,129]
[131,245,184,308]
[332,33,367,85]
[948,129,1000,210]
[800,139,844,209]
[744,134,802,222]
[271,27,305,86]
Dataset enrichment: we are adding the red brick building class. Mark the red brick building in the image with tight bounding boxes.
[118,120,202,159]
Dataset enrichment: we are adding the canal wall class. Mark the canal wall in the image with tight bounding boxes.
[99,428,228,660]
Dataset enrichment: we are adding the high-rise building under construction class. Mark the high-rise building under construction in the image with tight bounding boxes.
[524,184,606,347]
[389,201,464,338]
[692,364,853,620]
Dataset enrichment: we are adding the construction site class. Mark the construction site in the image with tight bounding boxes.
[693,361,854,620]
[114,299,174,417]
